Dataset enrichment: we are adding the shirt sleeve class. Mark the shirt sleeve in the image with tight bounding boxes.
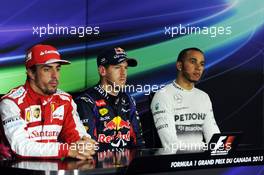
[74,96,97,140]
[203,95,220,143]
[0,99,68,159]
[151,91,178,149]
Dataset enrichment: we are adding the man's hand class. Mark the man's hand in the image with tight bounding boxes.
[68,137,98,160]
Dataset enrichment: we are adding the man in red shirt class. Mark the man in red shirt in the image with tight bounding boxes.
[0,44,97,159]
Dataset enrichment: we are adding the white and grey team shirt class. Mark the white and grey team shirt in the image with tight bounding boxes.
[151,80,220,152]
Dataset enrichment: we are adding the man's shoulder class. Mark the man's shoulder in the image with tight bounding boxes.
[56,89,71,96]
[119,92,136,105]
[0,87,22,113]
[193,87,210,99]
[150,83,174,109]
[1,85,26,101]
[153,83,173,98]
[54,89,73,102]
[193,87,209,95]
[74,87,96,105]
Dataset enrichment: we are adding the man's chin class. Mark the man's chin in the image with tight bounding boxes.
[116,82,126,87]
[45,88,57,95]
[188,78,199,83]
[113,83,126,92]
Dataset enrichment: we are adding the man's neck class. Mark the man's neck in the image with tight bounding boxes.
[100,82,119,96]
[175,76,194,90]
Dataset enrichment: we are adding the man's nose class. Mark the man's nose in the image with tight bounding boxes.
[51,69,59,79]
[195,64,202,71]
[120,67,127,76]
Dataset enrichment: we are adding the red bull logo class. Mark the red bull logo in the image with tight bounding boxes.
[98,131,130,143]
[103,116,130,131]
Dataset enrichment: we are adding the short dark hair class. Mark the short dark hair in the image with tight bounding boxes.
[101,64,110,69]
[177,47,204,62]
[29,65,37,72]
[26,65,37,80]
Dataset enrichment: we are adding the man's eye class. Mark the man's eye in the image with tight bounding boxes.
[43,68,50,72]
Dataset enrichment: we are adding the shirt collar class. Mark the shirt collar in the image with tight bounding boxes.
[94,84,121,100]
[25,80,54,104]
[173,80,194,92]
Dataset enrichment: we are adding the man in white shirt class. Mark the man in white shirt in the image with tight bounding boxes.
[151,47,220,153]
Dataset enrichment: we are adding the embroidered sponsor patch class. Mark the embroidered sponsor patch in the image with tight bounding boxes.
[9,87,25,99]
[52,105,64,120]
[25,105,42,123]
[95,99,106,107]
[99,108,108,116]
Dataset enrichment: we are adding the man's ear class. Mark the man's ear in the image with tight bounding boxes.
[98,65,106,76]
[176,61,182,71]
[27,68,35,80]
